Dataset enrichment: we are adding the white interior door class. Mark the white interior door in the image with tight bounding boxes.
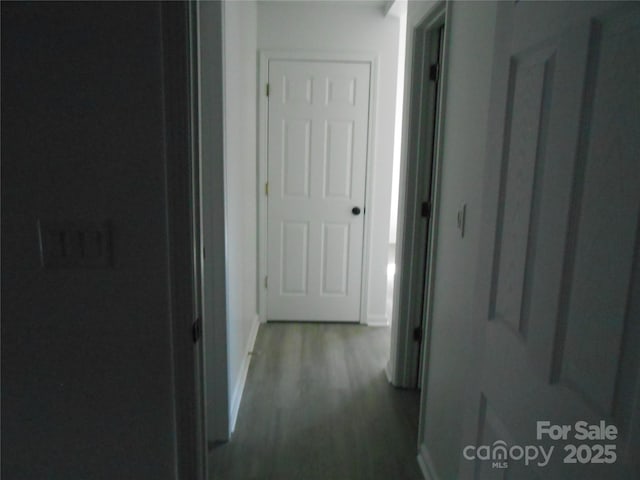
[461,2,640,478]
[266,60,371,322]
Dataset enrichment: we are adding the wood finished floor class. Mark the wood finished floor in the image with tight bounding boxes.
[209,323,422,480]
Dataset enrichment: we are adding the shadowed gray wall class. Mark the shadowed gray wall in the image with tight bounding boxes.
[415,2,497,478]
[2,3,178,478]
[198,0,231,445]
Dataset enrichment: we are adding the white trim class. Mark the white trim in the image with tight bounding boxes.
[257,49,379,326]
[188,3,207,475]
[361,54,379,326]
[258,51,269,325]
[229,315,260,433]
[162,2,206,476]
[388,0,442,387]
[417,444,442,480]
[390,0,448,390]
[366,314,390,327]
[385,360,394,383]
[417,0,452,442]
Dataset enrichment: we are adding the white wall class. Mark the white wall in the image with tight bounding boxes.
[222,0,260,433]
[257,0,401,325]
[409,1,498,478]
[2,3,179,477]
[389,1,408,243]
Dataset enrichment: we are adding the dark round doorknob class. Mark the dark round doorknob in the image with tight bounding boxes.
[352,206,361,215]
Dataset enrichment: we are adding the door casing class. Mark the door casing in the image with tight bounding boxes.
[389,1,449,390]
[258,50,379,325]
[163,1,207,478]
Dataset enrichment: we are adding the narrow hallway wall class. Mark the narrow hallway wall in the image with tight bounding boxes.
[2,3,179,477]
[406,1,498,477]
[222,0,260,432]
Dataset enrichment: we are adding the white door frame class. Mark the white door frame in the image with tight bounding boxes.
[257,50,379,324]
[195,0,231,446]
[163,2,207,478]
[389,1,450,389]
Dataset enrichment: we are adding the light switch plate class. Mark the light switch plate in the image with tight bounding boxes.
[38,220,112,268]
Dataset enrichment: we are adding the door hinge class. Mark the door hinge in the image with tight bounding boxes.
[265,182,269,196]
[429,63,439,82]
[266,83,270,97]
[413,326,422,342]
[192,317,203,343]
[421,201,432,219]
[264,275,268,289]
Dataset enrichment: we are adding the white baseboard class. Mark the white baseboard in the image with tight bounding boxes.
[229,314,260,433]
[366,313,390,326]
[385,358,395,384]
[417,444,442,480]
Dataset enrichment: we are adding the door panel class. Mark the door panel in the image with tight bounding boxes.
[324,120,355,199]
[267,60,370,321]
[282,119,311,198]
[321,223,349,296]
[281,222,309,295]
[461,2,640,478]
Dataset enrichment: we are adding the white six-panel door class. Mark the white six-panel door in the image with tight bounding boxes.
[460,2,640,478]
[266,60,371,322]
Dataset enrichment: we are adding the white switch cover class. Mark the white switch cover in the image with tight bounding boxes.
[38,220,112,268]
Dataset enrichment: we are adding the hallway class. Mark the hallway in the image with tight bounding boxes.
[209,324,422,480]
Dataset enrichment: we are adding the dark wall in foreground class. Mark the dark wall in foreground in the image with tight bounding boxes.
[2,3,177,478]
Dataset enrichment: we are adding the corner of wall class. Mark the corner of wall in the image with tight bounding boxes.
[366,313,390,327]
[385,358,395,384]
[417,444,442,480]
[229,314,260,434]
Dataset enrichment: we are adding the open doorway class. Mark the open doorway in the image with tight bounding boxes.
[390,2,447,389]
[254,2,405,331]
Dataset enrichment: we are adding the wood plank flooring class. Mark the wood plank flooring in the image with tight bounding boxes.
[209,323,423,480]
